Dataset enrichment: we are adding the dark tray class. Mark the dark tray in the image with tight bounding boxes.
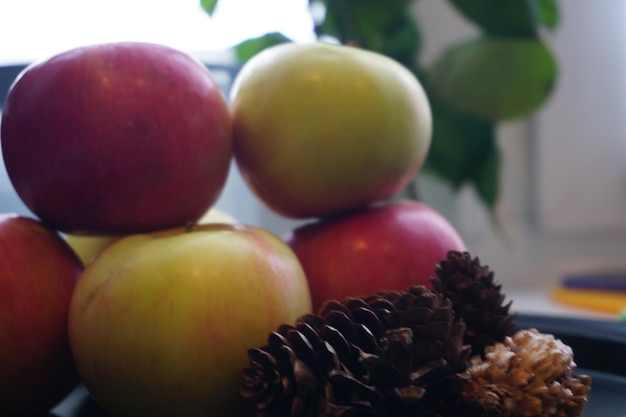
[50,314,626,416]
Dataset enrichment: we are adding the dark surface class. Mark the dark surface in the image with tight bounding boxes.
[48,314,626,417]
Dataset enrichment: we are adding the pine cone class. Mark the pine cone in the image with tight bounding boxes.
[460,328,592,417]
[241,286,472,417]
[430,251,516,356]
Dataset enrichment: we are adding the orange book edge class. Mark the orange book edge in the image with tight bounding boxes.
[552,286,626,315]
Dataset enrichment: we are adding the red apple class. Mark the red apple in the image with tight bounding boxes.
[68,223,312,417]
[230,42,432,218]
[284,199,466,312]
[0,214,83,416]
[1,41,233,234]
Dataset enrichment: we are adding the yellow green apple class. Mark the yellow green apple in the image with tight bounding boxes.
[0,214,83,416]
[65,207,238,265]
[230,41,432,218]
[68,223,312,417]
[63,233,119,266]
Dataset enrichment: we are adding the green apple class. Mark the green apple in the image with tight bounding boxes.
[230,41,432,218]
[68,223,312,417]
[65,207,238,265]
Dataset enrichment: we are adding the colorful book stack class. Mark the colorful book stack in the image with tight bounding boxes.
[553,273,626,319]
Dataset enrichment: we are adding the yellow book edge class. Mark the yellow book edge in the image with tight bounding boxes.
[552,286,626,315]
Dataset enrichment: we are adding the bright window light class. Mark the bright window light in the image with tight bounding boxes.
[0,0,315,64]
[0,0,315,216]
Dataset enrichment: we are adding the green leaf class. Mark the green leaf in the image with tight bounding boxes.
[347,0,414,51]
[200,0,219,16]
[538,0,559,29]
[310,1,421,74]
[447,0,559,35]
[423,97,496,188]
[311,0,414,50]
[471,142,500,210]
[422,96,501,211]
[378,11,421,71]
[233,32,292,65]
[447,0,538,36]
[426,36,558,121]
[309,0,341,41]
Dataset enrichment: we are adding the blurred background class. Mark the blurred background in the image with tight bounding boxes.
[1,0,625,312]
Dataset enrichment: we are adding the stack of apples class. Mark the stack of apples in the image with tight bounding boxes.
[0,41,465,417]
[230,42,466,313]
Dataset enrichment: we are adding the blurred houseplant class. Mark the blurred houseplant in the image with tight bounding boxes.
[201,0,559,216]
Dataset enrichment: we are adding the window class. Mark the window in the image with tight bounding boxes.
[0,0,314,64]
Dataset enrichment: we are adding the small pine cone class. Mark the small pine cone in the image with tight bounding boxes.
[460,328,591,417]
[430,251,516,356]
[241,286,472,417]
[555,374,592,417]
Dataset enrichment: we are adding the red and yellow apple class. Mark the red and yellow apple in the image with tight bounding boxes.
[68,223,312,417]
[1,41,233,234]
[230,42,432,218]
[284,200,466,312]
[0,214,83,416]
